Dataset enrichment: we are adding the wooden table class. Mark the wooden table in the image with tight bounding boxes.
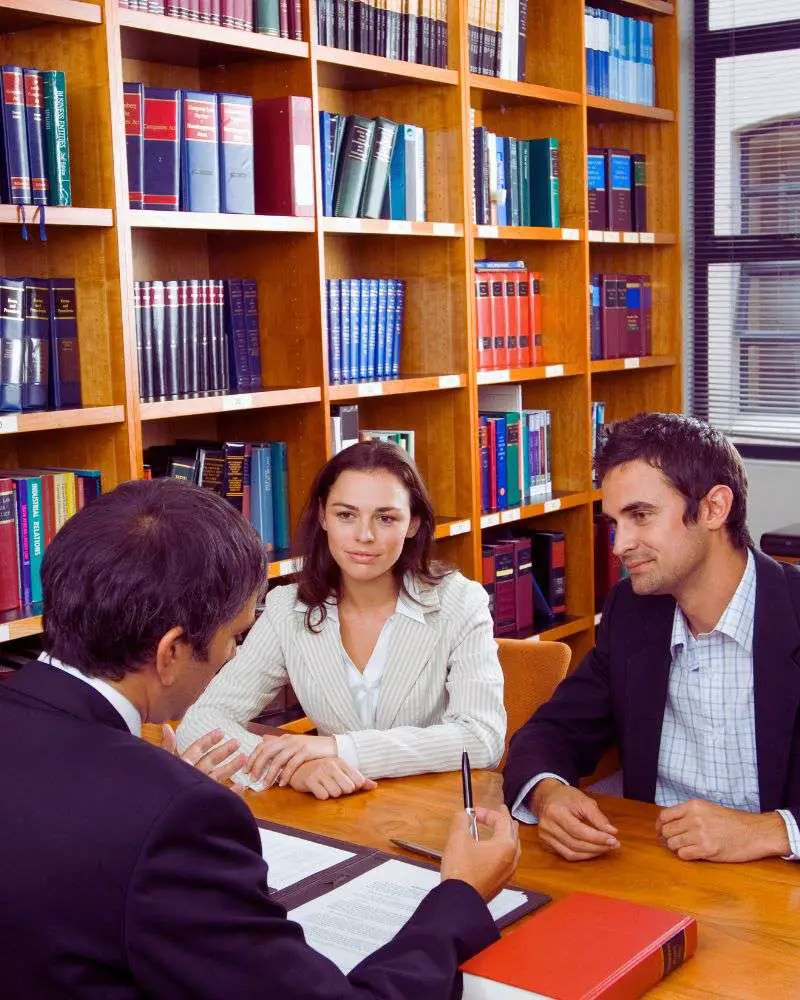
[246,770,800,1000]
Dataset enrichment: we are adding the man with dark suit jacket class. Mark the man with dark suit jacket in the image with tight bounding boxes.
[504,412,800,864]
[0,477,519,999]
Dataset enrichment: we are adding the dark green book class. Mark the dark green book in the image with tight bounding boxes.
[529,137,560,228]
[255,0,280,34]
[519,140,531,227]
[333,114,376,218]
[359,116,399,219]
[42,70,71,207]
[508,138,520,227]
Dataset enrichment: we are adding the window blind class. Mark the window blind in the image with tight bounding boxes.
[692,0,800,445]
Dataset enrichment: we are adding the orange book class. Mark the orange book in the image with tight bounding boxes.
[528,271,543,365]
[460,892,697,1000]
[475,274,493,370]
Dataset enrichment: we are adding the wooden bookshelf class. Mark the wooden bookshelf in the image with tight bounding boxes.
[0,0,681,662]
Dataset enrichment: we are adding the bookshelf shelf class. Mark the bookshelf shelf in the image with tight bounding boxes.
[267,555,303,580]
[474,225,582,242]
[476,364,582,386]
[139,387,322,421]
[531,615,595,644]
[0,206,113,227]
[591,489,602,503]
[329,374,466,401]
[315,46,459,90]
[588,230,676,246]
[591,355,677,375]
[0,0,100,30]
[434,517,472,540]
[469,75,582,109]
[586,96,675,123]
[117,9,310,65]
[0,612,43,644]
[479,491,590,529]
[0,406,125,437]
[322,218,463,238]
[608,0,674,14]
[129,210,314,233]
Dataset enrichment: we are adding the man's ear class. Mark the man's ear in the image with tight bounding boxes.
[702,484,734,532]
[154,626,189,688]
[406,516,420,539]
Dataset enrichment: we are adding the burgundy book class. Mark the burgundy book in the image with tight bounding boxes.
[0,478,20,612]
[253,96,314,217]
[486,541,517,636]
[594,517,622,612]
[641,274,652,354]
[482,545,496,624]
[599,273,618,359]
[500,535,533,635]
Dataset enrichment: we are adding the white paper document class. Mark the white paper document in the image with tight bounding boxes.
[288,858,529,973]
[258,827,355,892]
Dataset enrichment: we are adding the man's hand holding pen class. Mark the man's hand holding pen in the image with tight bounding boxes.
[440,805,521,903]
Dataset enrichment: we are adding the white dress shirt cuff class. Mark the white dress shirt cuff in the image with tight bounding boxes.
[511,772,569,824]
[776,809,800,861]
[335,733,361,769]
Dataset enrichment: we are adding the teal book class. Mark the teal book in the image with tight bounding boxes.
[270,441,290,552]
[42,70,71,207]
[529,137,560,228]
[333,115,375,218]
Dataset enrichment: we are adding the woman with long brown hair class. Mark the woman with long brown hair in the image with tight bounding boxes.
[178,440,505,799]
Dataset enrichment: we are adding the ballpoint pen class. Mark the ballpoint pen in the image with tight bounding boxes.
[461,747,479,842]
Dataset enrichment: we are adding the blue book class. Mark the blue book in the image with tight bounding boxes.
[375,279,389,382]
[319,112,333,217]
[22,69,47,205]
[585,7,596,98]
[241,279,262,390]
[590,274,603,360]
[217,93,254,214]
[256,444,275,552]
[270,441,290,552]
[643,20,654,105]
[0,66,31,205]
[387,125,408,220]
[491,415,508,510]
[347,279,360,382]
[180,90,220,212]
[0,278,24,413]
[393,280,404,379]
[123,82,144,210]
[384,280,397,380]
[142,87,180,211]
[366,279,379,380]
[357,280,370,382]
[22,278,50,411]
[327,279,342,385]
[248,445,262,541]
[222,279,251,392]
[496,139,507,227]
[339,278,351,383]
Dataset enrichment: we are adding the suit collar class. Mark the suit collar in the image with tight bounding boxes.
[752,550,800,810]
[4,659,132,735]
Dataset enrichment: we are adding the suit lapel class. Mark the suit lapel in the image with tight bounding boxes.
[752,552,800,811]
[623,595,675,802]
[375,581,441,729]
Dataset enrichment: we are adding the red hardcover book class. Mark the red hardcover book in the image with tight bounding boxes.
[481,545,496,623]
[197,0,211,22]
[503,269,521,368]
[641,274,652,355]
[594,516,622,611]
[220,0,235,26]
[488,271,507,369]
[0,478,20,611]
[599,273,618,359]
[475,274,493,370]
[253,96,314,217]
[461,892,697,1000]
[500,534,533,634]
[516,271,531,368]
[487,541,517,636]
[528,271,543,365]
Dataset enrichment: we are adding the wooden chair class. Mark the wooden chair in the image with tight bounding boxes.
[497,637,571,766]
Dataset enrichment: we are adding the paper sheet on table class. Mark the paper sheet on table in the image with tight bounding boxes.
[258,827,355,892]
[288,858,528,973]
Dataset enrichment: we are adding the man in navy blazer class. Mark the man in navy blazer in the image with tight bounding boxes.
[504,412,800,864]
[0,478,519,999]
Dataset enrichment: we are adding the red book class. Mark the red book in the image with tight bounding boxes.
[486,541,517,636]
[528,271,543,365]
[475,274,492,370]
[488,271,507,369]
[461,892,697,1000]
[516,271,531,368]
[0,478,20,611]
[641,274,652,355]
[594,516,622,611]
[500,534,533,634]
[481,545,496,623]
[253,96,314,217]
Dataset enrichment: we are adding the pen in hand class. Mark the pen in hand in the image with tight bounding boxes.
[461,747,479,843]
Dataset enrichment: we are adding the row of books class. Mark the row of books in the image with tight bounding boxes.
[474,260,543,371]
[482,530,566,638]
[0,277,81,413]
[590,272,652,361]
[479,385,551,513]
[329,404,415,457]
[316,0,448,68]
[0,468,101,612]
[124,86,312,216]
[585,7,655,106]
[594,512,626,611]
[325,278,405,385]
[133,278,263,403]
[320,113,426,221]
[117,0,303,39]
[144,440,290,552]
[588,148,647,233]
[468,0,527,81]
[472,127,560,228]
[0,66,71,207]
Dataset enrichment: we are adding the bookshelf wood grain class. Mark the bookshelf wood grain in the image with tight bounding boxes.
[0,613,44,643]
[0,0,682,647]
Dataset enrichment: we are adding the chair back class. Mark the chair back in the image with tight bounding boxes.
[498,638,571,765]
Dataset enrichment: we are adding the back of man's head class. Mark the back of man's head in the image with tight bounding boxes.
[594,411,753,550]
[41,478,267,681]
